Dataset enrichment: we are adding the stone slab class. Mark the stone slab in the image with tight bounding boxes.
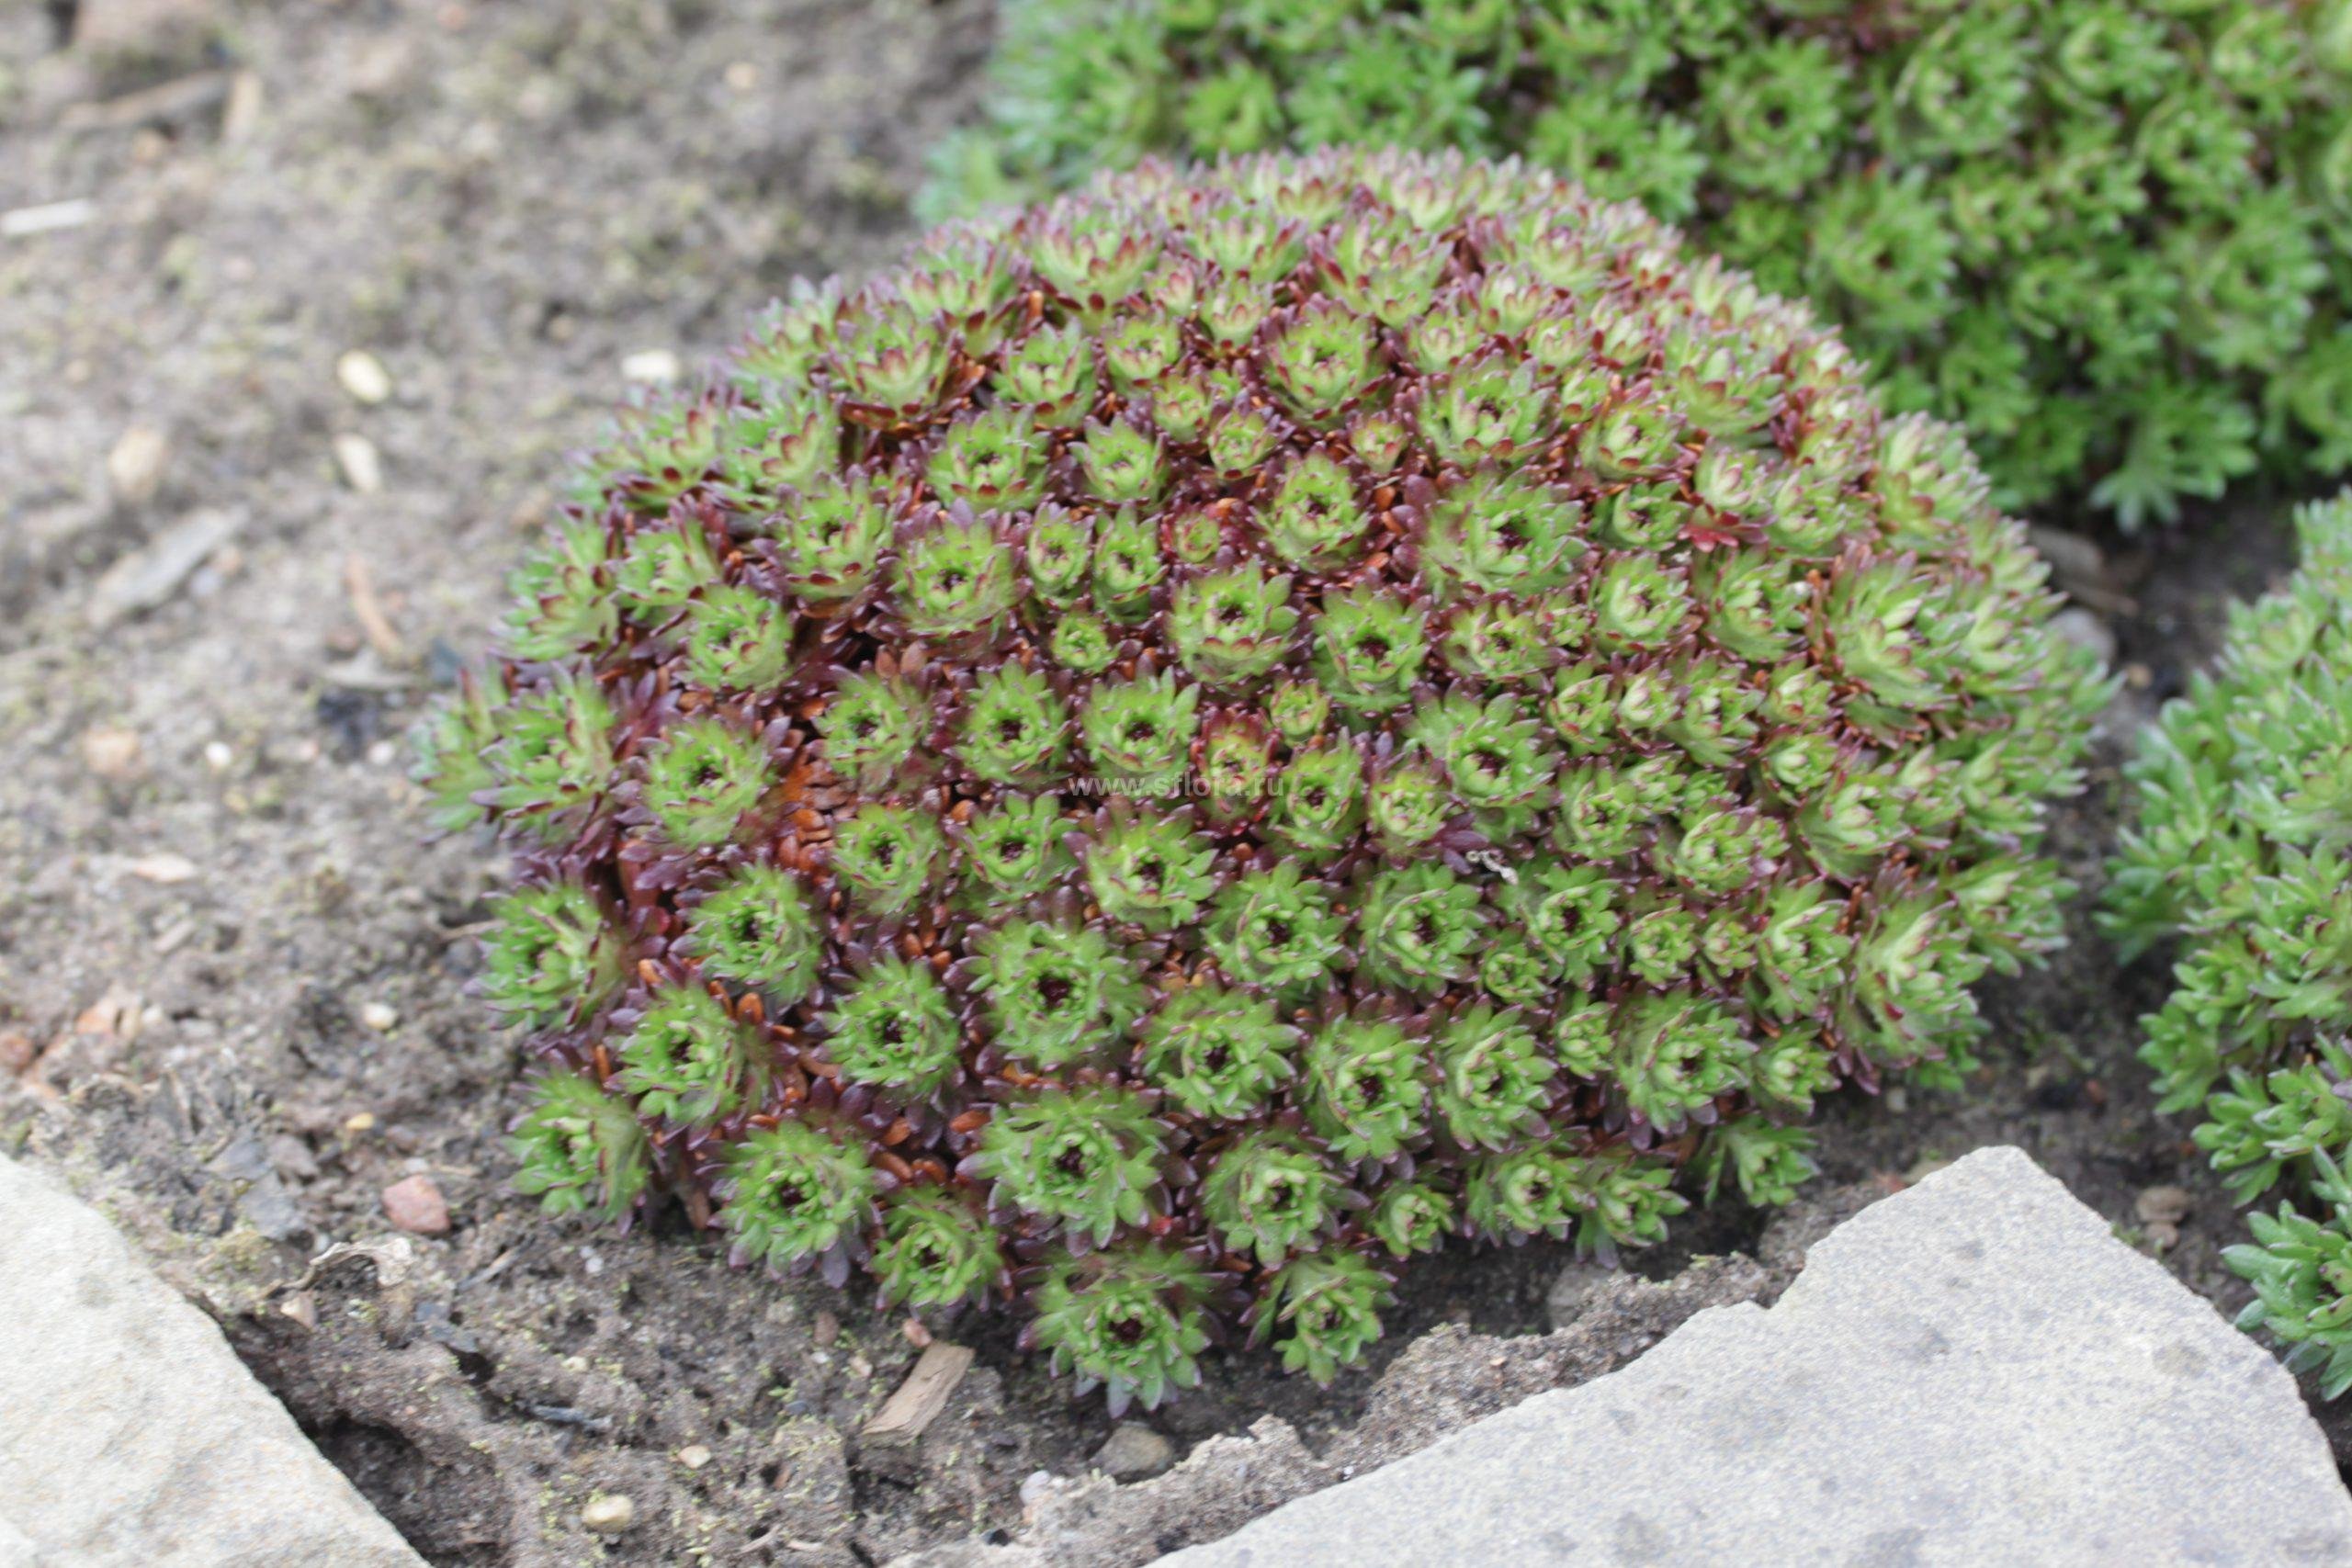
[0,1154,424,1567]
[1166,1146,2352,1567]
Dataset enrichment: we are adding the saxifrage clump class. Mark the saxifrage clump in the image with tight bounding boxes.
[416,148,2106,1412]
[928,0,2352,525]
[2105,491,2352,1396]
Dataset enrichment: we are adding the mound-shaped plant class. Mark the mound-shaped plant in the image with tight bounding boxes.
[2105,491,2352,1394]
[420,147,2102,1412]
[928,0,2352,524]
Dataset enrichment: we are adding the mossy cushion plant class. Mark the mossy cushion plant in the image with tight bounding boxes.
[928,0,2352,525]
[2104,491,2352,1395]
[418,147,2105,1412]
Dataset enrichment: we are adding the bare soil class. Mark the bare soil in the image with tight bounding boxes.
[0,5,2327,1564]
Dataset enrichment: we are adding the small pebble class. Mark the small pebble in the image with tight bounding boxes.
[127,852,198,885]
[334,432,383,493]
[203,740,234,772]
[344,1111,378,1135]
[1092,1421,1175,1482]
[581,1494,636,1535]
[1544,1260,1613,1331]
[812,1309,841,1348]
[2135,1186,2192,1225]
[106,424,170,507]
[381,1174,450,1235]
[676,1444,712,1471]
[81,726,144,781]
[2047,606,2118,669]
[622,348,682,384]
[336,349,394,405]
[359,1000,399,1032]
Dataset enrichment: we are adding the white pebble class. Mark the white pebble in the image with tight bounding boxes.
[333,433,383,494]
[581,1493,636,1535]
[622,348,682,384]
[358,1001,398,1032]
[336,350,394,405]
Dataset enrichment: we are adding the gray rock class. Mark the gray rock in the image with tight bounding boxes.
[889,1259,1769,1568]
[1094,1423,1176,1483]
[2047,605,2119,668]
[1164,1147,2352,1567]
[0,1154,424,1566]
[83,507,243,627]
[1542,1259,1613,1330]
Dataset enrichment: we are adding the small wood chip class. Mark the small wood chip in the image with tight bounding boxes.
[860,1342,973,1446]
[127,852,198,884]
[342,552,407,660]
[58,72,230,132]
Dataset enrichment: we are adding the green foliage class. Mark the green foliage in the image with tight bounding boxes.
[956,663,1072,785]
[1081,808,1219,931]
[830,803,950,917]
[975,1086,1169,1244]
[817,671,933,794]
[931,0,2352,522]
[874,1187,1007,1310]
[1137,983,1299,1120]
[615,986,765,1127]
[509,1070,653,1224]
[1201,1129,1341,1266]
[428,150,2098,1404]
[967,918,1148,1067]
[718,1121,883,1283]
[2108,492,2352,1390]
[641,719,774,847]
[1205,863,1346,998]
[481,884,626,1032]
[819,955,964,1095]
[2232,1153,2352,1400]
[1355,864,1487,993]
[1025,1244,1216,1416]
[1250,1248,1394,1385]
[679,866,822,1001]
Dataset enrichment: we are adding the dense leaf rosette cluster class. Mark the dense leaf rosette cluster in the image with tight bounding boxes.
[2105,492,2352,1395]
[929,0,2352,524]
[419,149,2101,1410]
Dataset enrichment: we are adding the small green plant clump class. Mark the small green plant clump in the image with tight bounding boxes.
[2105,491,2352,1396]
[421,148,2102,1411]
[929,0,2352,525]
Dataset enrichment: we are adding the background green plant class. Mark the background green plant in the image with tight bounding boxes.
[927,0,2352,525]
[2105,491,2352,1394]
